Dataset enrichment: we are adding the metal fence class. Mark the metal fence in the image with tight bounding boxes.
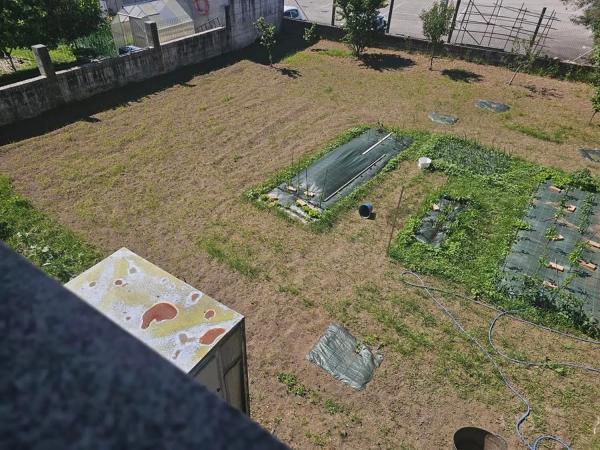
[448,0,558,54]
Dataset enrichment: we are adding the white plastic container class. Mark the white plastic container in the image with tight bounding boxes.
[418,157,432,170]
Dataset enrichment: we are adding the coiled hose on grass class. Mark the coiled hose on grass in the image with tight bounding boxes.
[398,270,600,450]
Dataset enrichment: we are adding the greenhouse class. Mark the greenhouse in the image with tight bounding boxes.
[111,0,218,48]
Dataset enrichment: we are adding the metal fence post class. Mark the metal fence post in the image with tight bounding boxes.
[530,7,546,48]
[447,0,461,43]
[386,0,395,34]
[331,0,336,26]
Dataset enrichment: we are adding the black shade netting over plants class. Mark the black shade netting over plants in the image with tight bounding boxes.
[502,182,600,321]
[274,129,412,210]
[414,196,467,248]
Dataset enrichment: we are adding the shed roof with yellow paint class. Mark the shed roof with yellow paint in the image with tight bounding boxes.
[65,247,243,373]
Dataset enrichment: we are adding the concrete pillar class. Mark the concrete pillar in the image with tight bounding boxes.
[144,21,161,50]
[225,5,231,31]
[31,45,55,78]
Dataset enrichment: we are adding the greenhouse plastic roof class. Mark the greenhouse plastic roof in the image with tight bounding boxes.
[118,0,191,22]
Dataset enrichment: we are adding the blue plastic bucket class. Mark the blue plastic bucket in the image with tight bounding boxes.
[358,203,373,218]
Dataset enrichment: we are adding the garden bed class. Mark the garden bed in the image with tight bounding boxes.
[502,182,600,322]
[390,135,600,333]
[248,126,414,227]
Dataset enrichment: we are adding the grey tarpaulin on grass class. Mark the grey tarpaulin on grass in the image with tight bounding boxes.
[476,100,510,113]
[502,182,600,321]
[579,148,600,163]
[269,129,413,212]
[428,112,459,125]
[414,196,467,248]
[306,324,383,390]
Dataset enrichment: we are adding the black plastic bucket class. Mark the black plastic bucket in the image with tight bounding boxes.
[358,203,373,218]
[453,427,508,450]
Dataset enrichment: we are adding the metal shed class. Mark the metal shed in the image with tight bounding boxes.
[65,247,250,414]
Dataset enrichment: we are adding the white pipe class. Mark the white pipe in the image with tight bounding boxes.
[362,132,393,155]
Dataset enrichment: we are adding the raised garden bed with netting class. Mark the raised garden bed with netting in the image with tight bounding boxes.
[502,182,600,322]
[247,126,413,226]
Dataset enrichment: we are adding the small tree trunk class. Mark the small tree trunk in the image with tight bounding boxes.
[429,48,434,70]
[590,111,598,125]
[508,65,521,85]
[4,51,17,72]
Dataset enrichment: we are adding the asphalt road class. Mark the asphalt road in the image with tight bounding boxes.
[288,0,594,61]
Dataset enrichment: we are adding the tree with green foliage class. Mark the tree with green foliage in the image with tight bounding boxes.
[254,17,277,66]
[562,1,600,122]
[1,0,102,72]
[562,0,600,31]
[335,0,387,57]
[507,37,542,85]
[420,1,455,70]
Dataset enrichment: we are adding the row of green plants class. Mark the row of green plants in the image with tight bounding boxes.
[0,176,100,282]
[388,135,600,336]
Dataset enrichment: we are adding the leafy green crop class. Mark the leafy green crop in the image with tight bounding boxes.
[389,135,599,335]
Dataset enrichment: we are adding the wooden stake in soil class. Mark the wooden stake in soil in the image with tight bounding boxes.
[386,186,405,255]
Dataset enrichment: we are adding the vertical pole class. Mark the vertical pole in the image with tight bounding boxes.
[386,186,405,255]
[386,0,395,34]
[331,0,336,26]
[290,150,294,189]
[447,0,461,43]
[530,7,546,48]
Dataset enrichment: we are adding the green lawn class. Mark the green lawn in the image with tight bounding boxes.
[0,176,99,282]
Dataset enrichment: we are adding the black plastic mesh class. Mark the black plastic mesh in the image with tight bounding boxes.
[502,182,600,321]
[476,99,511,113]
[306,324,383,390]
[270,129,412,211]
[428,112,458,125]
[579,148,600,163]
[415,196,467,247]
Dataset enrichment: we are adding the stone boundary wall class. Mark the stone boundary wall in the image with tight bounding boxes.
[0,0,282,127]
[283,18,596,82]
